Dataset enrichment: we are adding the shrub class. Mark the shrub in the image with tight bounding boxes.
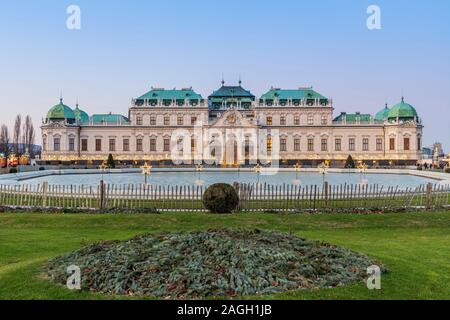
[344,155,356,168]
[445,167,450,174]
[107,154,115,169]
[202,183,239,213]
[9,168,18,174]
[39,167,45,171]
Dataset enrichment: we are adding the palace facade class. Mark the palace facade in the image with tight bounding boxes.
[40,83,423,166]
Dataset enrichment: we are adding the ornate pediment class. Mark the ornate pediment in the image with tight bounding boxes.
[210,110,257,128]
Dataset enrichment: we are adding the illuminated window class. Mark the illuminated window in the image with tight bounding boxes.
[307,114,314,125]
[321,114,327,125]
[267,136,273,153]
[191,116,197,125]
[191,138,196,153]
[266,116,273,125]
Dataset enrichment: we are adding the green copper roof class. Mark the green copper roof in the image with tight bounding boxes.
[137,88,202,101]
[374,104,390,121]
[260,88,327,101]
[333,112,372,123]
[73,105,89,123]
[208,84,255,99]
[90,114,130,124]
[46,99,76,120]
[387,98,418,119]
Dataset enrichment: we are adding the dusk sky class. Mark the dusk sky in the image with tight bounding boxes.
[0,0,449,150]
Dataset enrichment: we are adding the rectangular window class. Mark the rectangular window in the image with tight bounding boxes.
[404,137,410,151]
[109,139,116,152]
[307,138,314,152]
[390,138,395,151]
[164,138,170,152]
[95,139,102,152]
[266,116,272,125]
[294,116,300,126]
[136,138,143,152]
[280,138,287,152]
[164,116,170,126]
[376,138,383,151]
[54,137,60,151]
[43,137,47,152]
[417,137,421,151]
[136,116,143,126]
[123,138,130,152]
[81,139,88,152]
[177,138,183,152]
[267,137,273,153]
[280,116,286,126]
[191,116,197,125]
[349,138,355,151]
[307,115,314,126]
[321,115,327,125]
[191,138,196,153]
[321,138,328,151]
[294,138,301,152]
[363,138,369,151]
[69,137,75,151]
[150,116,156,126]
[150,138,156,152]
[335,138,342,151]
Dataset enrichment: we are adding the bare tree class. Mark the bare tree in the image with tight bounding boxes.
[23,115,35,157]
[13,114,22,155]
[0,124,11,158]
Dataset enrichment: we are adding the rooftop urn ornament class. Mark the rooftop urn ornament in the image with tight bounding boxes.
[140,162,152,185]
[195,163,204,186]
[292,162,302,185]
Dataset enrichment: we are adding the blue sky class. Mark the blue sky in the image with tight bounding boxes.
[0,0,449,149]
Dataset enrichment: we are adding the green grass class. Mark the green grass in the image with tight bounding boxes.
[0,211,449,300]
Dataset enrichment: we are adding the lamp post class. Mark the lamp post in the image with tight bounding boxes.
[140,162,152,185]
[318,162,329,186]
[357,161,369,185]
[254,163,262,184]
[99,160,108,181]
[195,163,204,186]
[293,162,302,185]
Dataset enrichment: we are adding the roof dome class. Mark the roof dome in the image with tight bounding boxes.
[374,103,390,121]
[387,98,418,120]
[47,99,76,120]
[73,104,89,123]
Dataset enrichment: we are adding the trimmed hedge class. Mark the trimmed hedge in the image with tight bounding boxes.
[202,183,239,213]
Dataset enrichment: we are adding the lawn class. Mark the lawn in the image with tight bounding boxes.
[0,211,449,300]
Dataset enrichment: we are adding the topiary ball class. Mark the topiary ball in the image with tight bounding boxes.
[202,183,239,213]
